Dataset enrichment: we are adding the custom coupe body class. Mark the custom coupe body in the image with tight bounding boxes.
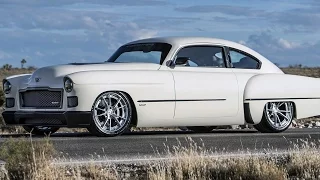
[2,37,320,136]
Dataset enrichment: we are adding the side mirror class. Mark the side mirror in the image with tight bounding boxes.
[175,57,190,66]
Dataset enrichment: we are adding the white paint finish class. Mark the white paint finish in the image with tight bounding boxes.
[67,70,176,127]
[294,99,320,119]
[169,67,239,119]
[3,74,32,111]
[3,37,320,129]
[247,101,268,124]
[244,74,320,100]
[245,74,320,123]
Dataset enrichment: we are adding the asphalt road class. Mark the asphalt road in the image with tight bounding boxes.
[1,129,320,162]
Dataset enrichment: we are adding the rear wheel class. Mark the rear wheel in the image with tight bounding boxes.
[87,91,132,137]
[254,101,294,133]
[187,126,217,133]
[23,126,59,135]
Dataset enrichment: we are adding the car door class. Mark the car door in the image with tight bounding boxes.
[169,45,239,120]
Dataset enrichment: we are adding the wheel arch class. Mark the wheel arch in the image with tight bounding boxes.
[292,101,297,119]
[120,91,138,127]
[245,100,297,125]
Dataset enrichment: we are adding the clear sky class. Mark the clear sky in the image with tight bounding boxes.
[0,0,319,67]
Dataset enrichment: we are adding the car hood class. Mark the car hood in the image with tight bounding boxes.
[24,63,161,87]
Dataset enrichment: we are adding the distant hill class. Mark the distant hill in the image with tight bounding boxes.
[282,67,320,78]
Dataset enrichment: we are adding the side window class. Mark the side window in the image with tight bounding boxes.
[175,46,226,68]
[229,49,260,69]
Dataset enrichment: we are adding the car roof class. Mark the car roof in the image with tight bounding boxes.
[128,36,232,45]
[126,36,235,46]
[126,36,260,58]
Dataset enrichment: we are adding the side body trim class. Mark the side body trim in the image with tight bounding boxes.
[137,99,226,103]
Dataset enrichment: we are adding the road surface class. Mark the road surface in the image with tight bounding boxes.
[1,129,320,163]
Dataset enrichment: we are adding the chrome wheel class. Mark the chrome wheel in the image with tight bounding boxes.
[265,102,293,130]
[92,92,131,135]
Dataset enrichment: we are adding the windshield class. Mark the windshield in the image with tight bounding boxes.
[107,43,172,64]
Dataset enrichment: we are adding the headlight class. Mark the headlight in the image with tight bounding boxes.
[64,77,73,93]
[3,80,11,94]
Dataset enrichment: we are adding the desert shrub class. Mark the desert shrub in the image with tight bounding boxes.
[27,66,37,71]
[1,64,12,71]
[0,137,120,179]
[0,137,55,180]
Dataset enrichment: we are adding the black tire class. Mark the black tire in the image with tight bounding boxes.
[88,91,132,137]
[187,126,217,133]
[23,126,59,135]
[254,102,294,133]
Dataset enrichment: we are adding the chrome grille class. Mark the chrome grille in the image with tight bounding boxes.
[20,89,63,109]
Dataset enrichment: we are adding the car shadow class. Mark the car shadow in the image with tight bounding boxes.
[0,129,258,138]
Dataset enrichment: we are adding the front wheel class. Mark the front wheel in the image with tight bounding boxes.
[23,126,60,135]
[87,91,132,137]
[187,126,217,133]
[254,101,294,133]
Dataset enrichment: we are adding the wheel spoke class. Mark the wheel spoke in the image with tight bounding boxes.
[118,105,127,109]
[113,114,124,120]
[108,95,112,106]
[111,115,121,126]
[97,112,107,117]
[277,112,289,121]
[95,107,105,111]
[278,110,290,113]
[275,113,281,125]
[114,98,121,107]
[102,97,109,107]
[101,119,108,128]
[277,102,284,108]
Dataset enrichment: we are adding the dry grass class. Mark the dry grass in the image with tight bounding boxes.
[147,138,320,180]
[0,68,34,84]
[282,67,320,78]
[148,138,287,180]
[1,137,320,179]
[0,137,119,180]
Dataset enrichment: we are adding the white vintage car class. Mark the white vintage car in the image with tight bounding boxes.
[2,37,320,136]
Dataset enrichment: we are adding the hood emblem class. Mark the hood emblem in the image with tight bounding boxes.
[35,77,41,82]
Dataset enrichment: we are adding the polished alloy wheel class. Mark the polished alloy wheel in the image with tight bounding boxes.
[92,92,130,134]
[264,101,293,130]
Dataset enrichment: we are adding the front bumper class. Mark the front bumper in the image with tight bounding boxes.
[2,111,92,127]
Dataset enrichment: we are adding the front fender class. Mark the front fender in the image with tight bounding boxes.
[65,70,176,127]
[3,74,32,111]
[3,74,32,97]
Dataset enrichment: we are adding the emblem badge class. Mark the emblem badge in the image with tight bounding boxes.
[35,77,41,82]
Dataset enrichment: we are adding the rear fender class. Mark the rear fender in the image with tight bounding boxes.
[244,74,320,123]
